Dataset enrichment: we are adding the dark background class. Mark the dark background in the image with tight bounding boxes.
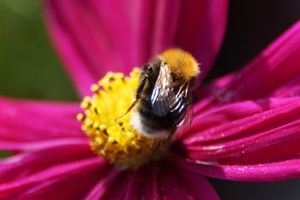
[0,1,299,199]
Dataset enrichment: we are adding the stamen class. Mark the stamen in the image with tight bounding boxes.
[77,68,166,168]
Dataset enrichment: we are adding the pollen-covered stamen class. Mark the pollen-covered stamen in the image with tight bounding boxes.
[77,68,165,168]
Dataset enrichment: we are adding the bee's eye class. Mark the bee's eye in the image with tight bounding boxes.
[147,66,153,72]
[141,65,149,73]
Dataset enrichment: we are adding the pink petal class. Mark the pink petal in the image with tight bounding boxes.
[154,161,219,200]
[88,161,219,200]
[180,97,300,164]
[0,139,91,183]
[0,157,107,199]
[176,154,300,181]
[0,97,83,142]
[123,168,159,200]
[270,73,300,98]
[87,168,155,200]
[85,168,122,200]
[0,138,88,150]
[45,0,228,96]
[103,167,159,200]
[196,19,300,109]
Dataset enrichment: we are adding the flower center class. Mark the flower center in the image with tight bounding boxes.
[77,68,166,168]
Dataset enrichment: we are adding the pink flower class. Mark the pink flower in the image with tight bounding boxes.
[1,0,300,199]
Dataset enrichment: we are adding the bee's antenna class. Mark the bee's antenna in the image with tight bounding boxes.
[114,99,138,121]
[115,74,148,121]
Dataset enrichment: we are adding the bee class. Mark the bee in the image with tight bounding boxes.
[129,48,200,140]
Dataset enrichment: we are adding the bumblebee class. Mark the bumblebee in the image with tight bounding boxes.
[130,48,200,140]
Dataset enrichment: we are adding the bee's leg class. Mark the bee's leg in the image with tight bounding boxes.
[115,75,148,120]
[126,74,148,112]
[152,141,161,154]
[152,127,176,155]
[165,127,177,142]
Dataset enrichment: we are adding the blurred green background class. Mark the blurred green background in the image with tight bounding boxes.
[0,0,77,101]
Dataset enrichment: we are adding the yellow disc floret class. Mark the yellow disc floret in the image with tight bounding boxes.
[77,68,163,168]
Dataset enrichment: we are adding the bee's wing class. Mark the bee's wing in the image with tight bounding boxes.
[170,82,191,125]
[177,104,193,131]
[151,62,174,116]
